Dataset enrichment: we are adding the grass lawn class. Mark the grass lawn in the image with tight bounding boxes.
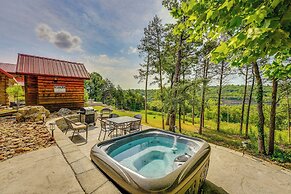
[94,106,291,169]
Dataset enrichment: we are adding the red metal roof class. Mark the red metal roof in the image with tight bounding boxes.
[0,68,14,79]
[0,63,16,73]
[15,77,24,86]
[16,54,90,79]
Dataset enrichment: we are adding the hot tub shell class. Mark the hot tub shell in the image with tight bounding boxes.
[90,128,210,194]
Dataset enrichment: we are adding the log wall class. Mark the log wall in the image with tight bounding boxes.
[0,74,8,106]
[37,76,84,111]
[25,75,38,106]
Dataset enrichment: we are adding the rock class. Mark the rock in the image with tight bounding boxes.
[16,106,50,122]
[22,147,32,151]
[15,148,25,153]
[57,108,72,116]
[8,145,19,149]
[26,143,35,147]
[6,137,12,141]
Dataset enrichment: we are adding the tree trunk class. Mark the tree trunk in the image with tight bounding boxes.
[178,104,182,132]
[145,54,149,123]
[245,69,254,138]
[183,105,186,124]
[159,78,165,129]
[169,33,183,131]
[182,72,186,124]
[158,38,165,129]
[166,114,170,125]
[192,103,195,125]
[166,73,175,126]
[268,79,278,155]
[192,85,196,125]
[217,61,224,131]
[287,87,291,143]
[199,60,209,134]
[240,65,248,135]
[252,62,266,155]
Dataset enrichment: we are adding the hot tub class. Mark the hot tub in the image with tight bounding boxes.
[90,128,210,194]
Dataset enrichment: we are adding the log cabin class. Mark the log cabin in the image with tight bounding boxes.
[16,54,90,111]
[0,68,16,106]
[0,63,24,87]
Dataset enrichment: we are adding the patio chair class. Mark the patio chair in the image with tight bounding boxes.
[121,121,139,135]
[134,114,142,120]
[119,122,132,135]
[63,116,88,142]
[124,114,142,134]
[109,113,119,118]
[98,107,113,121]
[98,120,115,140]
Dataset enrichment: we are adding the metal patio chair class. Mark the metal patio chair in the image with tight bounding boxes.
[123,114,142,134]
[98,107,113,121]
[109,113,119,118]
[98,120,115,140]
[132,114,142,131]
[118,122,132,135]
[63,116,88,142]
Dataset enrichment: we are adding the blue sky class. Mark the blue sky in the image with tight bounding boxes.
[0,0,174,88]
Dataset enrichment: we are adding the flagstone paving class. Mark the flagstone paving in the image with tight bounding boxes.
[69,122,291,194]
[0,146,84,194]
[1,115,291,194]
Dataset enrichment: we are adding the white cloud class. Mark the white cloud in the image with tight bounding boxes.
[36,23,82,52]
[158,7,176,24]
[79,54,140,89]
[128,46,138,54]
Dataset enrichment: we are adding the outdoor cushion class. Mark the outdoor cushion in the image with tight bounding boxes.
[72,123,87,130]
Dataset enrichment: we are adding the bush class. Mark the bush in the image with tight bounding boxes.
[6,85,24,103]
[148,100,163,112]
[84,89,89,102]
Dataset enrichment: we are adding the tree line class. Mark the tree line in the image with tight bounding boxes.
[135,0,290,156]
[85,72,144,111]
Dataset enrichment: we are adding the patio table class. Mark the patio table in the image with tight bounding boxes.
[107,116,140,136]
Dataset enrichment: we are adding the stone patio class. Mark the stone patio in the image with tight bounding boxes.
[48,117,121,194]
[0,146,84,194]
[1,115,290,194]
[64,118,291,194]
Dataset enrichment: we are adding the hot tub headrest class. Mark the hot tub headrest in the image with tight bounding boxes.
[174,153,191,163]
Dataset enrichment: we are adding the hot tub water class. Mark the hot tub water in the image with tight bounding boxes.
[91,129,211,193]
[107,135,197,178]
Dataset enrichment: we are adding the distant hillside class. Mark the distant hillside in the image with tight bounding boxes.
[133,85,273,105]
[208,85,272,104]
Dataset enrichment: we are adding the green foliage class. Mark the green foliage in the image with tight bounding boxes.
[85,72,105,101]
[122,89,144,111]
[84,89,89,102]
[263,62,291,79]
[143,83,289,132]
[173,0,291,74]
[6,85,24,102]
[148,100,163,112]
[85,72,144,111]
[271,146,291,163]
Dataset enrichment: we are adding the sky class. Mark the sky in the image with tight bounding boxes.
[0,0,243,89]
[0,0,176,89]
